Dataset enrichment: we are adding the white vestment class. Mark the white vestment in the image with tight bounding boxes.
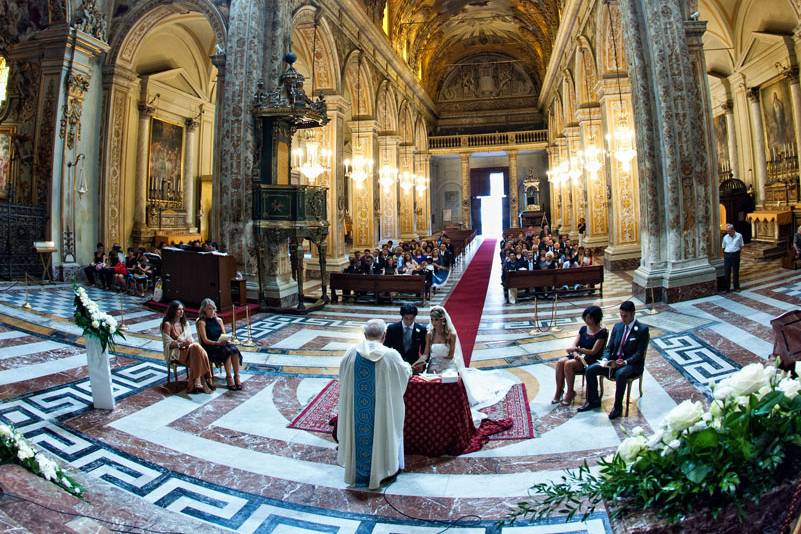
[337,340,412,490]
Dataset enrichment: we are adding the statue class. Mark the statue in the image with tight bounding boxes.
[74,0,108,42]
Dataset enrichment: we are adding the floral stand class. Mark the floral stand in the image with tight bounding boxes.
[85,336,115,410]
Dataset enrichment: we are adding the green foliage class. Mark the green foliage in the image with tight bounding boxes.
[73,284,125,352]
[504,362,801,526]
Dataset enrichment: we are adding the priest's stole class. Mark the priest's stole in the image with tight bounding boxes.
[353,353,376,487]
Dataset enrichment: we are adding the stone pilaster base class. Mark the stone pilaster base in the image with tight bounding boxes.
[632,260,717,304]
[581,236,608,258]
[603,243,641,271]
[58,263,81,283]
[259,277,298,309]
[131,223,156,249]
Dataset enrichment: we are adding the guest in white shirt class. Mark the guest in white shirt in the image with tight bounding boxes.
[722,224,744,292]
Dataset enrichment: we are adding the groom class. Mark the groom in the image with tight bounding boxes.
[384,304,427,372]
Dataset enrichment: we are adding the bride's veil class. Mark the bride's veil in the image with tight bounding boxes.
[428,305,465,371]
[428,305,515,414]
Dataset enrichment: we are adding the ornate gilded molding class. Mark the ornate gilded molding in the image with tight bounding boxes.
[59,73,91,150]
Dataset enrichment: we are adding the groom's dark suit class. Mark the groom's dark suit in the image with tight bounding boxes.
[585,319,650,410]
[384,321,426,365]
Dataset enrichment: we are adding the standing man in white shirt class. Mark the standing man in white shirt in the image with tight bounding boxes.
[722,224,744,292]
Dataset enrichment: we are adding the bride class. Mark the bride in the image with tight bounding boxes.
[421,305,517,420]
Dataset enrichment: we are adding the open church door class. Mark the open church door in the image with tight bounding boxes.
[470,168,490,235]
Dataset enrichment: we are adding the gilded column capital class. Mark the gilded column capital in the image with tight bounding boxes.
[747,87,761,103]
[138,103,155,117]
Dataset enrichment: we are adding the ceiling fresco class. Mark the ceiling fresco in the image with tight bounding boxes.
[386,0,560,100]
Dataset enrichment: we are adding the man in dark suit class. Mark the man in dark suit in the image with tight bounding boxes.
[578,300,650,420]
[384,303,427,372]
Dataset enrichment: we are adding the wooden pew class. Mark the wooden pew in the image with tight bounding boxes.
[329,273,427,304]
[505,265,604,298]
[443,229,476,258]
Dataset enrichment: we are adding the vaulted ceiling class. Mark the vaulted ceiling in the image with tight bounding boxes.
[385,0,560,98]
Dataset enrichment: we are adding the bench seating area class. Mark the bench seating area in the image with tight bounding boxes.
[443,229,477,258]
[505,265,604,297]
[330,273,427,304]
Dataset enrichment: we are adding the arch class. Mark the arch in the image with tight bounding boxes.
[342,50,375,118]
[413,116,428,152]
[291,6,341,94]
[561,70,577,126]
[106,0,226,69]
[398,100,415,144]
[574,37,599,106]
[596,0,628,76]
[376,80,399,133]
[733,0,798,59]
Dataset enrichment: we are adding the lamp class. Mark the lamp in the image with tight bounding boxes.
[399,170,415,191]
[605,0,637,173]
[415,174,427,193]
[379,164,398,190]
[346,52,373,188]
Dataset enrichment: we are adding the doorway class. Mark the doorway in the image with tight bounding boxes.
[479,172,505,237]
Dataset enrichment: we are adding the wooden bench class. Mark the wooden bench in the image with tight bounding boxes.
[505,265,604,298]
[443,229,476,258]
[329,273,427,304]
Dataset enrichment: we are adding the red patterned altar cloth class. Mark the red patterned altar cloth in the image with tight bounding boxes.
[333,376,513,456]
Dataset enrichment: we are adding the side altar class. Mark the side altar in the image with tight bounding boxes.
[251,53,330,310]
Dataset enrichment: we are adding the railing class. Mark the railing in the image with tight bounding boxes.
[429,129,548,151]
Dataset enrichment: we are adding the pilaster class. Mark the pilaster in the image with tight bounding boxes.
[508,150,520,228]
[414,151,431,236]
[747,88,768,206]
[399,145,416,238]
[577,106,609,251]
[349,119,378,249]
[378,135,400,240]
[459,152,472,230]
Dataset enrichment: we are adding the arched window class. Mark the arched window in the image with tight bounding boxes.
[0,57,9,107]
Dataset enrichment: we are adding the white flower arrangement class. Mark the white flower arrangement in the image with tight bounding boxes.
[73,285,124,351]
[0,422,83,497]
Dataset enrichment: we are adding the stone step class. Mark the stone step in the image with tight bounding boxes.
[741,241,786,261]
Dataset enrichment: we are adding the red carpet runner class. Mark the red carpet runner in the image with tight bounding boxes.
[444,238,496,367]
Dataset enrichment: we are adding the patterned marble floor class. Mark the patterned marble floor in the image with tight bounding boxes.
[0,242,791,533]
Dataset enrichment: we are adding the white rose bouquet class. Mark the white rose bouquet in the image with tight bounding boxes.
[507,360,801,526]
[73,284,125,351]
[0,422,83,497]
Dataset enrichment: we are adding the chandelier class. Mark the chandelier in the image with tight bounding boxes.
[379,164,398,190]
[346,52,373,188]
[582,141,603,179]
[292,133,332,185]
[399,170,415,191]
[606,0,637,173]
[415,174,427,194]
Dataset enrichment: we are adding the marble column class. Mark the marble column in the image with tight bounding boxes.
[184,118,199,229]
[565,127,583,240]
[577,106,609,250]
[508,150,519,228]
[555,137,571,233]
[599,78,641,271]
[616,1,718,302]
[788,70,801,178]
[134,104,153,231]
[399,145,416,239]
[723,101,740,180]
[349,119,378,249]
[547,146,561,227]
[460,152,471,229]
[747,88,768,206]
[378,135,400,240]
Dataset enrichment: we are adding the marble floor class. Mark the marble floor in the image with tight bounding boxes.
[0,240,790,533]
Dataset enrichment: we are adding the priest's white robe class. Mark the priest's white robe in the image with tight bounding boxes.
[337,340,412,490]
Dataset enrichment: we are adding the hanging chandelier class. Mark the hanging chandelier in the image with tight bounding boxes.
[606,0,637,173]
[399,170,415,191]
[415,174,427,194]
[346,52,373,188]
[293,131,332,185]
[582,141,603,179]
[379,164,398,190]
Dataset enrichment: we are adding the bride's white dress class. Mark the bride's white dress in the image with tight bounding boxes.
[428,342,517,422]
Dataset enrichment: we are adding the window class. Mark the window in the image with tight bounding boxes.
[0,57,9,108]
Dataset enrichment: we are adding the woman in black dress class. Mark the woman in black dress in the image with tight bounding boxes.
[552,305,608,406]
[196,298,244,390]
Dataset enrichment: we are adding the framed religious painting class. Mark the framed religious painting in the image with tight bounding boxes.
[0,127,15,200]
[147,117,185,203]
[760,77,797,155]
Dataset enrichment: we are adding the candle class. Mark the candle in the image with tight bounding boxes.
[232,304,237,340]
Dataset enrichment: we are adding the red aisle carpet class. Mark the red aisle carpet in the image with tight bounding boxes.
[444,238,496,366]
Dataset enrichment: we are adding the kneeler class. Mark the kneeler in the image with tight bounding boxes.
[353,353,376,487]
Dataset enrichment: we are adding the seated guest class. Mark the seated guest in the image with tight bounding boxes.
[344,256,360,273]
[540,251,557,270]
[84,242,107,288]
[552,306,607,405]
[430,249,449,290]
[131,256,151,297]
[196,298,244,390]
[161,301,215,394]
[384,256,398,275]
[110,255,128,291]
[579,301,650,419]
[399,253,417,274]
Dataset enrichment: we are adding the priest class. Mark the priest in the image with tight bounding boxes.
[337,318,412,490]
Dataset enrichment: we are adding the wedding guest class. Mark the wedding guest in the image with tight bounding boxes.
[337,319,411,489]
[111,255,128,292]
[161,301,215,394]
[196,298,243,390]
[794,225,801,258]
[722,223,744,292]
[552,306,608,406]
[84,242,106,287]
[579,300,650,419]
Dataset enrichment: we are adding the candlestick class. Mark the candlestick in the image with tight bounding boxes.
[118,294,128,331]
[230,304,239,343]
[242,301,257,347]
[22,273,32,309]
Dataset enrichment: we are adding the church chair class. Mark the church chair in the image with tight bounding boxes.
[599,372,644,417]
[166,359,189,386]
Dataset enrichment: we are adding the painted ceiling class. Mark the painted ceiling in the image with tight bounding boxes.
[386,0,560,99]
